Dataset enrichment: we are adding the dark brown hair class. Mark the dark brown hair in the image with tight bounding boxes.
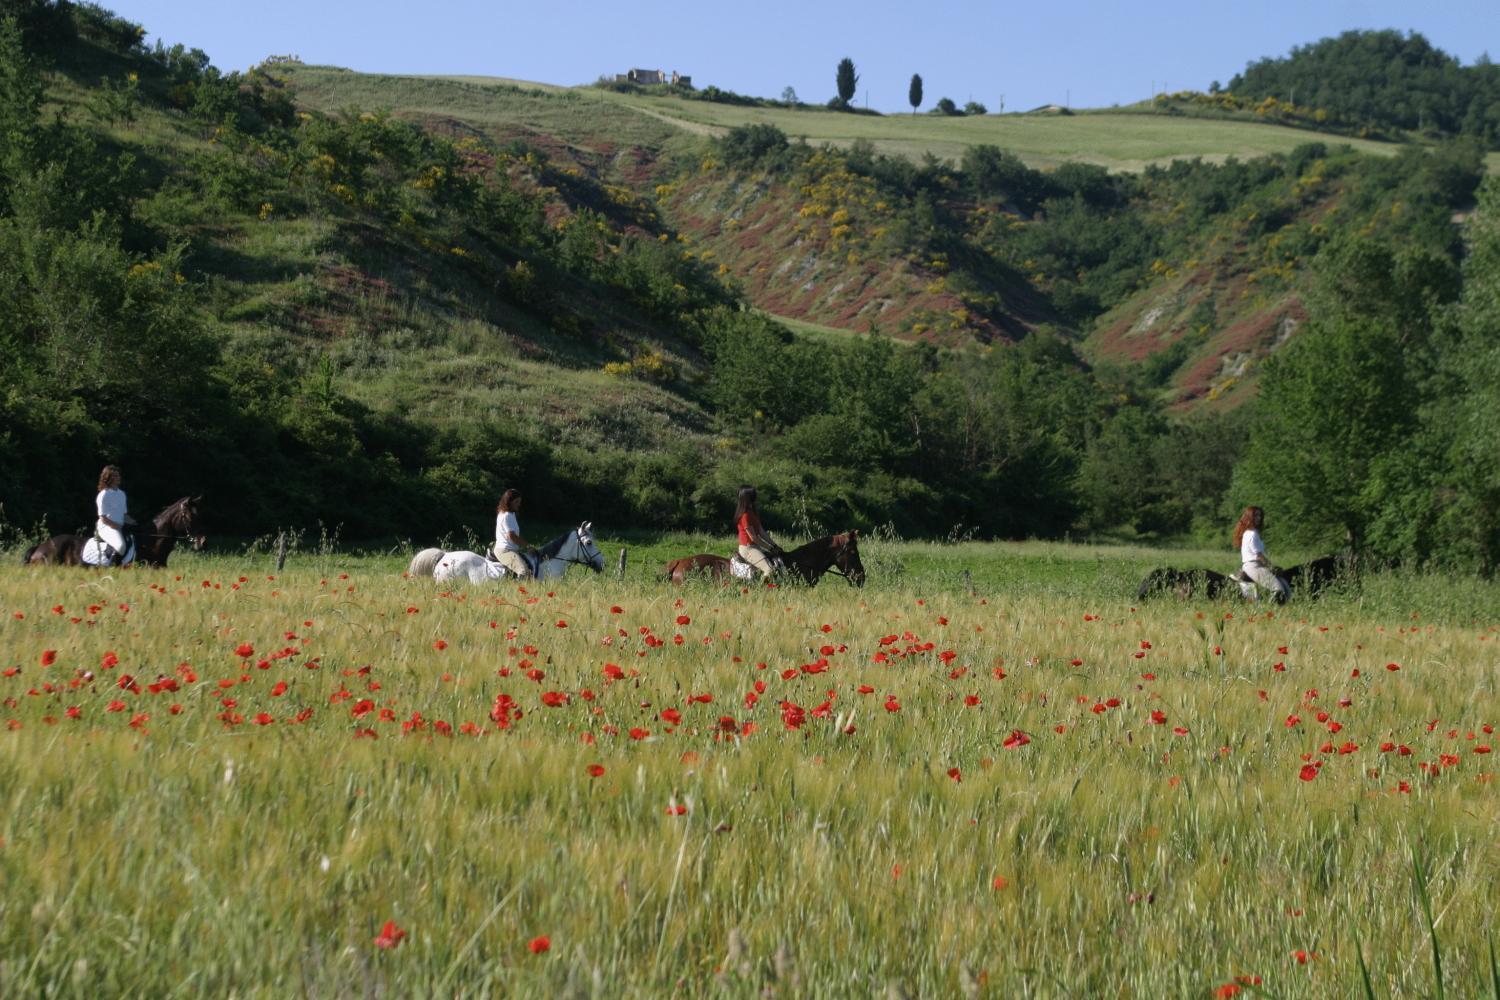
[733,485,759,525]
[496,488,522,514]
[97,465,122,492]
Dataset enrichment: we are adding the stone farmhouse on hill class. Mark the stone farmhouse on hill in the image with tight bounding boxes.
[615,68,692,87]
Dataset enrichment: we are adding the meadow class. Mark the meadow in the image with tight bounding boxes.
[2,536,1497,996]
[279,66,1416,174]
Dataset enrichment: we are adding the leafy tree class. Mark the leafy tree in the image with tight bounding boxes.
[934,97,959,115]
[1230,239,1456,555]
[835,57,858,106]
[963,100,987,115]
[780,86,798,106]
[908,73,922,114]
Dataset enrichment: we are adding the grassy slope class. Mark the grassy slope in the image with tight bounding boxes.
[277,66,1466,392]
[289,68,1403,173]
[114,60,1489,420]
[42,57,725,457]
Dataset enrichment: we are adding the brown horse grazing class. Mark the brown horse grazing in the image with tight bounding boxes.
[665,531,866,587]
[23,496,207,568]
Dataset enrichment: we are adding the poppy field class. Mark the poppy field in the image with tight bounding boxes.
[1,542,1497,996]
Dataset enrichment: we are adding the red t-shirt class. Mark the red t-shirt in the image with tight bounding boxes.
[737,512,757,545]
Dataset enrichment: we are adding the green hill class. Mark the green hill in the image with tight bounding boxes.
[285,64,1410,173]
[4,2,1496,567]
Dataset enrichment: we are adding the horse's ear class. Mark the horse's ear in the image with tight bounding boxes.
[192,494,203,503]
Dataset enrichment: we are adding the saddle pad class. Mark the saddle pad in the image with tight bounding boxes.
[81,537,135,567]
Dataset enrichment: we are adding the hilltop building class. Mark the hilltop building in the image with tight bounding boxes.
[614,68,692,87]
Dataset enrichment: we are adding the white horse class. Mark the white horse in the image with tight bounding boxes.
[407,522,605,583]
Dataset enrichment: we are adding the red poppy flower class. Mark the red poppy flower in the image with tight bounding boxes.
[234,643,254,658]
[40,650,57,667]
[946,767,962,782]
[1386,662,1400,671]
[586,763,605,777]
[432,639,447,651]
[528,935,550,954]
[1299,763,1320,781]
[884,696,901,713]
[1002,730,1030,749]
[628,727,649,740]
[373,920,406,949]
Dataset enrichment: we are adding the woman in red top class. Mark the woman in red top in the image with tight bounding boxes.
[734,485,780,579]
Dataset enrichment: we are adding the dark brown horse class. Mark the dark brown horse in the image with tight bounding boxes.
[23,496,206,568]
[1135,555,1348,602]
[665,531,866,587]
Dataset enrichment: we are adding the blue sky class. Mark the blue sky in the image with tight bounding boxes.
[108,0,1495,113]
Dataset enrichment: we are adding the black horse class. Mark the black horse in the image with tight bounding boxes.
[23,496,206,568]
[1135,555,1348,602]
[1135,566,1236,601]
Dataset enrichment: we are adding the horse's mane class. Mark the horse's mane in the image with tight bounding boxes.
[782,533,853,559]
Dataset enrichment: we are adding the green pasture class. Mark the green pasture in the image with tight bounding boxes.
[280,66,1419,173]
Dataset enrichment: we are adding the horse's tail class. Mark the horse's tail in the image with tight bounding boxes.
[407,548,445,578]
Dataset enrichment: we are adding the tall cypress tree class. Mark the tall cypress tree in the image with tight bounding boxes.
[908,73,923,115]
[835,57,858,106]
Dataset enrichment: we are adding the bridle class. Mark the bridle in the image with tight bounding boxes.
[824,538,863,586]
[551,526,605,573]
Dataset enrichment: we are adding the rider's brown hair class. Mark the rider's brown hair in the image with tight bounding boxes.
[1232,506,1264,551]
[97,465,122,492]
[496,488,522,514]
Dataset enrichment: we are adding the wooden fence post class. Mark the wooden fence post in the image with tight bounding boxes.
[616,547,628,580]
[962,569,975,596]
[275,531,287,573]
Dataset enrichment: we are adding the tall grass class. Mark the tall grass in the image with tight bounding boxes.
[0,543,1495,995]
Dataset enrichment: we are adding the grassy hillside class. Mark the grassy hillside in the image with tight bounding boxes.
[5,4,1492,559]
[282,65,1408,173]
[276,64,1488,384]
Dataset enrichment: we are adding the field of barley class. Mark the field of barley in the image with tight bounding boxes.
[2,536,1497,996]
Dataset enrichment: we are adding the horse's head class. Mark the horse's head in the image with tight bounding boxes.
[833,530,865,587]
[573,521,605,573]
[161,495,207,550]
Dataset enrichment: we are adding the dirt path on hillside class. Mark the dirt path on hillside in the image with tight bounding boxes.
[617,103,724,138]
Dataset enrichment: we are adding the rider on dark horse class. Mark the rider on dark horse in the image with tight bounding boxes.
[734,485,783,580]
[95,464,135,566]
